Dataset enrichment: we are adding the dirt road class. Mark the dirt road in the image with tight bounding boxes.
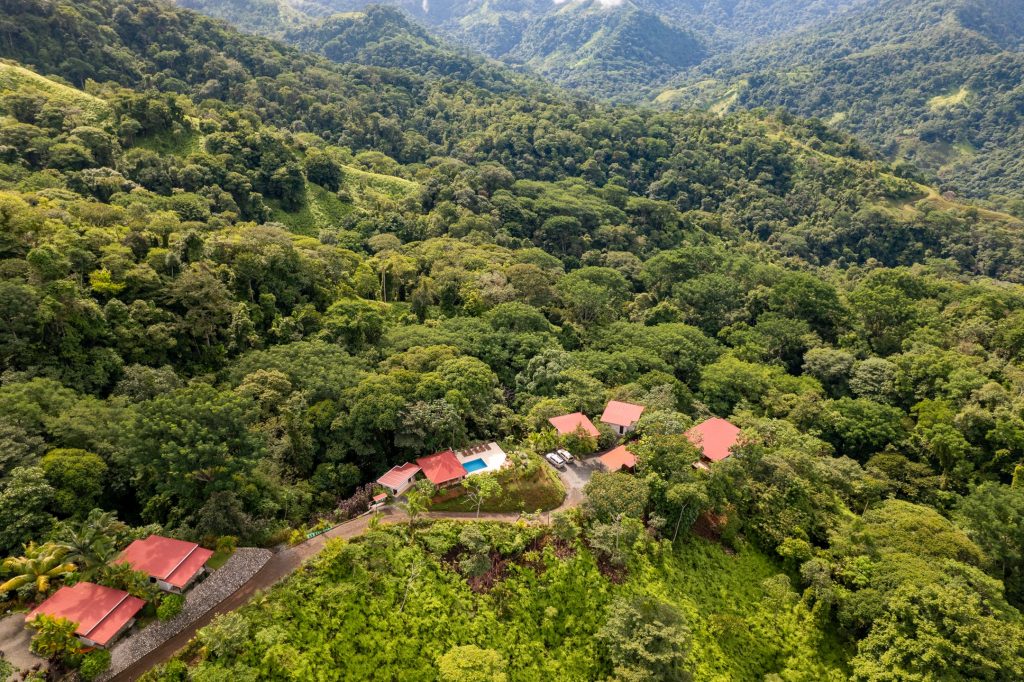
[112,465,587,681]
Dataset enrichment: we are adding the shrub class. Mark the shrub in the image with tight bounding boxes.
[157,593,184,621]
[215,535,237,555]
[78,649,111,681]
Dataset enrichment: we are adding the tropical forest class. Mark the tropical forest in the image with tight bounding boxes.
[0,0,1023,681]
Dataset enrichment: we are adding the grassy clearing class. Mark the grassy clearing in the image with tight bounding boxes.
[268,180,354,234]
[430,465,566,514]
[342,164,418,199]
[929,85,970,110]
[0,61,109,124]
[271,166,416,233]
[134,128,203,157]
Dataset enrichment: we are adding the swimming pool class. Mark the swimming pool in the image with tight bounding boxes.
[463,458,488,473]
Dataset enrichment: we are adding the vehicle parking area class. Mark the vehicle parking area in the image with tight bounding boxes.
[548,452,600,506]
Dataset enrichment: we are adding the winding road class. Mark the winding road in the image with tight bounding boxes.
[111,462,594,681]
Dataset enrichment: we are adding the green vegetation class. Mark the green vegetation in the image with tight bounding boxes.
[662,0,1024,203]
[145,522,844,681]
[430,457,565,514]
[0,0,1023,678]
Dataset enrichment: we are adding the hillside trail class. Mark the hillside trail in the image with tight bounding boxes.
[110,491,582,680]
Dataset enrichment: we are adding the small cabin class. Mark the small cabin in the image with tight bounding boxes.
[598,445,637,473]
[27,582,144,648]
[600,400,645,436]
[686,417,741,468]
[376,462,422,496]
[115,535,214,593]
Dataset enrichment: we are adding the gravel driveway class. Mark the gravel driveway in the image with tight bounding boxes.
[99,548,271,681]
[556,457,599,507]
[0,612,44,680]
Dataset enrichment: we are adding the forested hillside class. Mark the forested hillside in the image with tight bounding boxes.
[172,0,1024,201]
[659,0,1024,203]
[1,0,1024,679]
[180,0,708,98]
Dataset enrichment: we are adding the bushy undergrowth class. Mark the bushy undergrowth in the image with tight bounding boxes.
[147,522,846,681]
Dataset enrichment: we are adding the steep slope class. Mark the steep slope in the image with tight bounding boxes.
[173,0,707,99]
[501,1,706,96]
[5,6,1024,682]
[282,5,508,82]
[659,0,1024,200]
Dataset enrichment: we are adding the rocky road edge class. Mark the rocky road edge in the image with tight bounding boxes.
[98,548,273,681]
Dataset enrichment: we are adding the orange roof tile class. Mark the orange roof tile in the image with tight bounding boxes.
[377,462,421,489]
[115,535,213,590]
[416,450,467,485]
[685,418,741,462]
[548,412,600,438]
[599,445,637,472]
[600,401,645,427]
[27,582,144,646]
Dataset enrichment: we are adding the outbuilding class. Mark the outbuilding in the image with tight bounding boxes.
[548,412,600,438]
[26,582,144,648]
[598,445,637,473]
[115,535,214,593]
[686,417,741,466]
[377,462,422,496]
[600,400,645,436]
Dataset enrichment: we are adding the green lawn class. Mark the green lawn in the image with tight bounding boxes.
[206,545,236,571]
[430,465,565,514]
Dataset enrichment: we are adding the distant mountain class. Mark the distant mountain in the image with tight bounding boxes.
[176,0,708,98]
[175,0,1024,200]
[497,2,706,95]
[658,0,1024,199]
[639,0,871,48]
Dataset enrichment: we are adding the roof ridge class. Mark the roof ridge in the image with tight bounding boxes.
[161,543,200,580]
[80,587,130,638]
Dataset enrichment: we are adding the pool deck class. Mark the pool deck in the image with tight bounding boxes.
[455,442,507,476]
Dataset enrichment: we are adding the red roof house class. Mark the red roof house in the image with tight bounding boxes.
[115,535,214,593]
[27,582,144,647]
[377,462,421,495]
[416,450,468,487]
[600,401,645,435]
[686,418,741,463]
[598,445,637,473]
[548,412,600,438]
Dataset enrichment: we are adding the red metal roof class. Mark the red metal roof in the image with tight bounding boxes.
[377,462,421,489]
[115,535,213,589]
[548,412,600,437]
[416,450,467,485]
[685,418,741,462]
[27,582,144,646]
[600,400,645,427]
[598,445,637,472]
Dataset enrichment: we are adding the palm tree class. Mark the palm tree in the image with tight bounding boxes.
[52,514,120,580]
[0,543,76,600]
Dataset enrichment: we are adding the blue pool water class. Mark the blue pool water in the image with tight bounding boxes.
[463,458,488,473]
